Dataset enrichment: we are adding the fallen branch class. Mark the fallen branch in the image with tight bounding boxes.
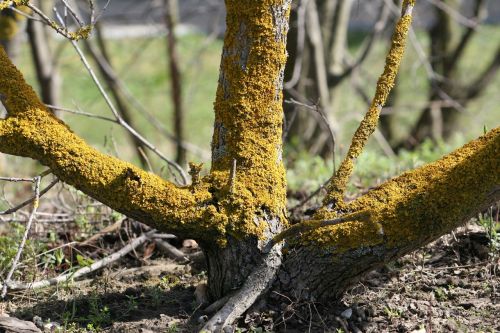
[0,230,155,292]
[79,217,124,246]
[154,239,189,263]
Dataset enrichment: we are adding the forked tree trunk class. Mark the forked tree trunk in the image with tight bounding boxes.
[202,0,291,300]
[0,1,498,332]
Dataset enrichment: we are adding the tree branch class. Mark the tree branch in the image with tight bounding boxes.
[322,0,415,210]
[445,0,485,75]
[0,45,215,240]
[280,128,500,300]
[465,45,500,100]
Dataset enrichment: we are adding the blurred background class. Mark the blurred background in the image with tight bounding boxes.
[0,0,499,195]
[0,2,498,330]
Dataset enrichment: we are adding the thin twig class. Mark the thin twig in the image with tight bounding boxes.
[285,98,336,172]
[53,11,188,185]
[0,230,155,292]
[0,178,59,215]
[1,176,41,299]
[288,179,329,214]
[284,0,309,89]
[25,2,91,41]
[0,177,33,182]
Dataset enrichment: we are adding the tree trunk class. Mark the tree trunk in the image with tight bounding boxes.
[26,0,60,108]
[165,0,186,166]
[1,1,499,331]
[399,0,499,150]
[202,0,291,299]
[276,127,499,300]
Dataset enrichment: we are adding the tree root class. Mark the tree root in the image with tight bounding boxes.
[200,245,282,333]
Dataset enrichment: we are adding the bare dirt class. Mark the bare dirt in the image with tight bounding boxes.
[1,222,498,333]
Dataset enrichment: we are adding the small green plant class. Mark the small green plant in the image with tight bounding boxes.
[125,295,138,314]
[166,322,180,333]
[75,215,92,234]
[85,294,111,329]
[477,211,499,252]
[383,306,403,318]
[160,274,180,290]
[434,287,448,302]
[148,286,164,307]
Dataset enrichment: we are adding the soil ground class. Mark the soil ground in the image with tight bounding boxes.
[1,221,498,333]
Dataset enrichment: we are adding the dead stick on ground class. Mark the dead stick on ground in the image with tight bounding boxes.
[154,239,189,263]
[1,176,41,299]
[0,230,155,292]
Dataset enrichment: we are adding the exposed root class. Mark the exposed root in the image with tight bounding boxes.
[200,246,282,333]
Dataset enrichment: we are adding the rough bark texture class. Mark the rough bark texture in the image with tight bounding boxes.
[277,128,499,300]
[0,2,498,330]
[204,0,290,299]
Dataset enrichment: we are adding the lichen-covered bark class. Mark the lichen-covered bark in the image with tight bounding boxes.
[1,0,498,318]
[279,128,499,300]
[323,0,415,209]
[0,45,216,240]
[209,0,290,239]
[203,0,291,299]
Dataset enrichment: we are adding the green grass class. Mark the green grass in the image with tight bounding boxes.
[6,25,500,182]
[16,32,221,170]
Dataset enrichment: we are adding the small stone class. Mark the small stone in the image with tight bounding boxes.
[341,308,352,319]
[198,315,208,324]
[32,316,43,328]
[139,329,154,333]
[410,327,426,333]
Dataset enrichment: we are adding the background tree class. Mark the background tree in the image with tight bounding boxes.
[0,0,498,332]
[396,0,500,149]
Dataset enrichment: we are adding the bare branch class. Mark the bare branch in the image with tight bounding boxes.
[1,176,41,299]
[466,45,500,100]
[445,0,486,74]
[0,178,58,215]
[53,11,188,185]
[335,1,391,82]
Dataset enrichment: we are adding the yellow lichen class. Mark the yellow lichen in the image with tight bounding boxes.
[0,0,293,245]
[0,1,28,11]
[323,1,414,210]
[300,128,499,254]
[208,0,290,240]
[0,45,220,240]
